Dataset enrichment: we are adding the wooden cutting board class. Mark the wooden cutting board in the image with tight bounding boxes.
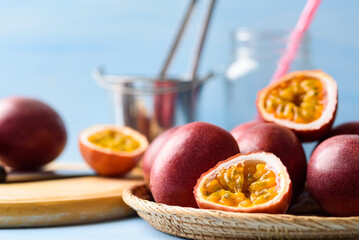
[0,162,144,228]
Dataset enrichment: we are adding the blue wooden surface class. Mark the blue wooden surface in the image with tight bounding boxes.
[0,0,359,239]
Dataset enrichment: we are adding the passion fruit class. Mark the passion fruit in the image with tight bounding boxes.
[230,120,262,142]
[237,123,306,199]
[150,122,240,208]
[142,126,179,184]
[0,97,67,170]
[79,125,149,176]
[307,135,359,217]
[194,152,292,214]
[257,70,338,142]
[326,121,359,138]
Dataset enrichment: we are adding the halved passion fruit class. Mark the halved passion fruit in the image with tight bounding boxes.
[194,152,292,214]
[257,70,337,142]
[79,125,149,176]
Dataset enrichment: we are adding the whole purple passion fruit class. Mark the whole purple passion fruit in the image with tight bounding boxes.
[307,134,359,217]
[230,120,263,142]
[0,97,67,170]
[142,126,179,184]
[150,122,240,208]
[326,121,359,138]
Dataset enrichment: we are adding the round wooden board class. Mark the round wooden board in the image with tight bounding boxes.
[0,163,143,228]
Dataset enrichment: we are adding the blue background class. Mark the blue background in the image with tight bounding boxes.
[1,0,359,239]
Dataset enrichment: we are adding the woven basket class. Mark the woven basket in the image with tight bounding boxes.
[123,183,359,240]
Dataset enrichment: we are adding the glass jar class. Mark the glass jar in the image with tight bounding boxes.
[225,28,313,130]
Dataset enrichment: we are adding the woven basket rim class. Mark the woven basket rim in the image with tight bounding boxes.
[123,183,359,239]
[123,183,359,222]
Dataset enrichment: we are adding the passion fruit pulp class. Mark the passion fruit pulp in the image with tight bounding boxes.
[257,70,337,142]
[203,163,278,207]
[79,125,149,176]
[88,130,140,152]
[194,152,292,214]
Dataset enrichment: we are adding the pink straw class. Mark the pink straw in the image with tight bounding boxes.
[270,0,322,83]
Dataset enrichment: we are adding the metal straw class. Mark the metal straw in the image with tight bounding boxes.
[159,0,198,80]
[188,0,216,81]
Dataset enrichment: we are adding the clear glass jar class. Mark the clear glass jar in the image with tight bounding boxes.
[225,28,313,130]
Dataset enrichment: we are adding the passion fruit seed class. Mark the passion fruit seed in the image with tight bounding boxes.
[264,77,325,124]
[88,130,140,152]
[202,163,278,208]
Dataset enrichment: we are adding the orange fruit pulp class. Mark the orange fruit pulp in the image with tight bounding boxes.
[88,129,141,152]
[79,125,148,176]
[263,76,325,124]
[201,163,278,208]
[256,70,338,142]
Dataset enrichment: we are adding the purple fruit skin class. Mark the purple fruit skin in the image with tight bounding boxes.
[307,135,359,217]
[0,97,67,170]
[327,121,359,138]
[230,120,262,142]
[142,126,179,184]
[237,123,307,199]
[150,122,240,208]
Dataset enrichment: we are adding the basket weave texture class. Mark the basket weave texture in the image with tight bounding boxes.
[123,184,359,240]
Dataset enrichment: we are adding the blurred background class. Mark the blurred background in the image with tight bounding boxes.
[0,0,358,163]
